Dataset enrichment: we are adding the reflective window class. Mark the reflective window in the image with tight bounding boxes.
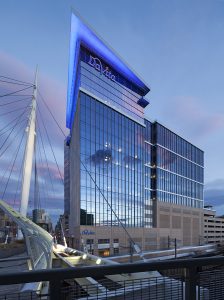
[80,92,145,227]
[153,123,204,209]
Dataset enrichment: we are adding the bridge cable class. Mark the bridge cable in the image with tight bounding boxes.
[0,104,31,155]
[34,143,41,211]
[0,105,30,118]
[0,86,32,98]
[13,148,25,209]
[36,119,56,198]
[37,89,66,137]
[0,118,28,159]
[0,117,30,186]
[0,79,33,87]
[0,96,31,107]
[36,133,51,209]
[1,126,26,200]
[0,75,33,86]
[37,104,64,185]
[0,112,29,135]
[0,115,28,138]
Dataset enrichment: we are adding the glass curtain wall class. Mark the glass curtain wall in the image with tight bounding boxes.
[79,91,145,227]
[155,123,204,209]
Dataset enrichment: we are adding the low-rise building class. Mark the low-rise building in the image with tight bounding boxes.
[204,205,224,245]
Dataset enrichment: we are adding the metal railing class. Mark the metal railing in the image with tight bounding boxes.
[1,256,224,299]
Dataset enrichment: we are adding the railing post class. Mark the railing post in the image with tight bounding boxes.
[185,266,197,300]
[174,238,177,259]
[49,279,61,300]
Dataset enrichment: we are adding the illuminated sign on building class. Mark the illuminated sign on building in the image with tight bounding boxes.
[88,55,116,82]
[81,229,95,235]
[67,13,150,129]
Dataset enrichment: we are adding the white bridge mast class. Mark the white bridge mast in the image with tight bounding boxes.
[20,68,37,217]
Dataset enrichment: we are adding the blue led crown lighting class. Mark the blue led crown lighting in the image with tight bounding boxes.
[67,13,150,129]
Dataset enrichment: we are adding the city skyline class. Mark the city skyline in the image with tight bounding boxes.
[0,0,224,217]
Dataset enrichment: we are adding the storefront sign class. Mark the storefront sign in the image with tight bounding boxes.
[81,229,95,235]
[88,55,116,82]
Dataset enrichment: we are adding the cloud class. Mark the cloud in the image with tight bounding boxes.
[0,50,68,143]
[0,52,33,81]
[205,179,224,191]
[158,96,224,141]
[204,190,224,206]
[37,162,64,181]
[204,179,224,214]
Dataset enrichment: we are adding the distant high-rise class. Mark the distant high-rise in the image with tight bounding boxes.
[64,13,204,255]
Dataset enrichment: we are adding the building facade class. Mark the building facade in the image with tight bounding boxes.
[65,13,204,256]
[204,206,224,245]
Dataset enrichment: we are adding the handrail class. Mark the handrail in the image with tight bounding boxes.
[0,200,53,270]
[0,256,30,263]
[0,255,224,285]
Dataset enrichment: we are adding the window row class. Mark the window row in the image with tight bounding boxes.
[156,169,203,200]
[157,191,203,208]
[157,146,203,183]
[80,78,143,124]
[156,123,204,165]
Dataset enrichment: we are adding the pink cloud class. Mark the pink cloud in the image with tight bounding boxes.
[0,50,69,141]
[37,163,64,181]
[161,96,224,140]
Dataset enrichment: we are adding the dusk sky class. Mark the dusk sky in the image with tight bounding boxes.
[1,0,224,218]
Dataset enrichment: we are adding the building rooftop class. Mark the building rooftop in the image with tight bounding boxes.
[67,12,150,129]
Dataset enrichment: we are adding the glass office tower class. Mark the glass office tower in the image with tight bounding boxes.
[65,13,204,252]
[77,44,148,228]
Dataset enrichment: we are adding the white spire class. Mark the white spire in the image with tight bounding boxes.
[20,67,38,217]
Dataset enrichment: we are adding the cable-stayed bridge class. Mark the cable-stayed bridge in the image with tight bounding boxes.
[0,72,65,295]
[0,72,64,220]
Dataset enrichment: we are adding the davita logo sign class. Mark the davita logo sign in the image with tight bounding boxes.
[81,229,95,235]
[88,55,116,82]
